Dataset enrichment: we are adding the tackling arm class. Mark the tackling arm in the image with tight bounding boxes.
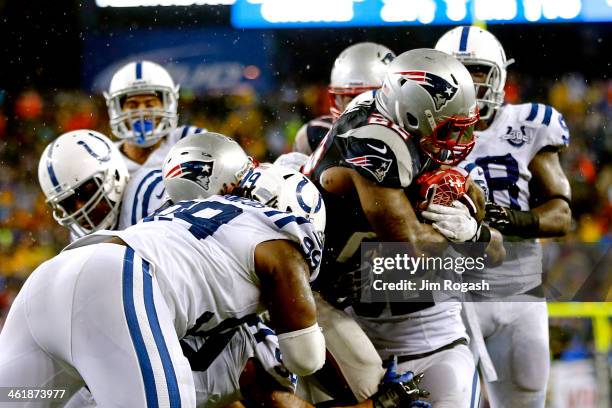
[486,149,571,238]
[254,239,325,376]
[528,149,572,237]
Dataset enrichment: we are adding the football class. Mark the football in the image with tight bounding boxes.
[415,167,469,210]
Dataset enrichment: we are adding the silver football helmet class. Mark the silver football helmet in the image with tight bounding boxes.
[435,26,514,121]
[329,42,396,118]
[238,163,326,241]
[375,48,479,165]
[162,132,253,202]
[38,130,129,237]
[104,60,179,147]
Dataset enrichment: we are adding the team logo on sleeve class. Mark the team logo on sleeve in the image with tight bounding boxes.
[395,71,458,111]
[346,155,392,183]
[164,160,215,190]
[501,125,530,147]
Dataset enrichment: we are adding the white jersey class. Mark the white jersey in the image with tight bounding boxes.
[118,125,206,229]
[462,103,570,296]
[67,194,322,339]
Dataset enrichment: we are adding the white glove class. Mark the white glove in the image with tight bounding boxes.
[421,200,478,242]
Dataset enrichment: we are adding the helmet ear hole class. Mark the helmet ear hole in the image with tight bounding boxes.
[398,78,407,87]
[406,112,418,127]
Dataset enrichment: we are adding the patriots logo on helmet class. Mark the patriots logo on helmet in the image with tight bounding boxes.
[165,160,215,191]
[396,71,458,111]
[346,155,392,183]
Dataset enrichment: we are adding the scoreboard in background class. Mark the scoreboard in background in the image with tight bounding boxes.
[230,0,612,28]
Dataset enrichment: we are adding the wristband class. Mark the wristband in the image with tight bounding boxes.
[507,209,540,237]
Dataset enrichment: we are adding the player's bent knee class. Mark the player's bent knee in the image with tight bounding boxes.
[512,337,549,391]
[278,323,326,376]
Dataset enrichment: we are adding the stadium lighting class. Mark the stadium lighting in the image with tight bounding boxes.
[254,0,354,23]
[96,0,236,7]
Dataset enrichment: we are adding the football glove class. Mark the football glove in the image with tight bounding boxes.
[421,201,479,242]
[371,356,431,408]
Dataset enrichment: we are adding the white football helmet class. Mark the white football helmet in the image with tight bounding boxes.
[238,164,326,241]
[435,26,514,121]
[273,152,309,172]
[375,48,479,165]
[163,132,253,202]
[329,42,396,118]
[104,60,179,147]
[38,130,129,237]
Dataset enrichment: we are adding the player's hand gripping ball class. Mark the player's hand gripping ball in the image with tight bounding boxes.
[416,168,476,215]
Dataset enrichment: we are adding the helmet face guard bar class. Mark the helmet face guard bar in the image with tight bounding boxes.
[419,112,479,166]
[463,60,504,121]
[328,85,379,118]
[49,172,121,238]
[106,84,178,146]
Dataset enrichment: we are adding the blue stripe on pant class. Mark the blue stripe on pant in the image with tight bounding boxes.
[142,259,181,408]
[470,367,479,408]
[122,247,181,408]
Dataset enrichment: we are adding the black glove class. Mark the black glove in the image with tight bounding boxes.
[485,202,539,238]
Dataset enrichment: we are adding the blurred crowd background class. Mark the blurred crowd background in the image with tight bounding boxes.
[0,0,610,405]
[1,73,610,282]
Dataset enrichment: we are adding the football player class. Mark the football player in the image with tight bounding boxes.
[165,159,430,408]
[294,42,396,155]
[303,48,506,407]
[36,132,292,407]
[37,129,129,238]
[104,60,206,229]
[435,26,572,407]
[0,149,327,407]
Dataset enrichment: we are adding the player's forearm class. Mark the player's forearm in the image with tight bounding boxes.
[484,227,506,266]
[368,209,449,256]
[532,198,571,237]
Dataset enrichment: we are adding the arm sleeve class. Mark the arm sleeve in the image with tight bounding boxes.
[531,105,571,152]
[340,125,420,188]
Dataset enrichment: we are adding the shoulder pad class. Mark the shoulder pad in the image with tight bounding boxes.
[170,125,207,143]
[339,124,420,188]
[519,103,570,149]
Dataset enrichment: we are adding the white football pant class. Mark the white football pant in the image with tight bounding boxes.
[474,301,549,408]
[398,344,480,408]
[0,243,195,408]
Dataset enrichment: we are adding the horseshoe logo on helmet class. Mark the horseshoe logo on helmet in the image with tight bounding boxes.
[77,132,113,162]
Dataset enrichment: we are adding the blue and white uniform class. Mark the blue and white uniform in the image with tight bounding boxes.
[118,125,206,229]
[461,102,569,408]
[462,102,569,297]
[0,195,319,407]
